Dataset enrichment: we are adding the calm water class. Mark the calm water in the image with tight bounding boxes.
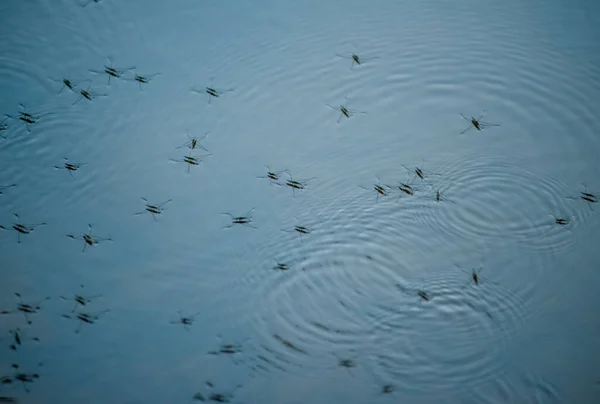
[1,0,600,403]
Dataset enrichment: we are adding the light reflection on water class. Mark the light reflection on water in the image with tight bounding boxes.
[1,0,600,403]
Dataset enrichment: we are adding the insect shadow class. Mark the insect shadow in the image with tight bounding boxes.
[0,214,46,243]
[66,224,112,252]
[326,97,367,124]
[459,110,499,134]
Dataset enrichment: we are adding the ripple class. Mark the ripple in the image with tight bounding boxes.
[411,154,589,253]
[364,268,529,394]
[470,370,563,404]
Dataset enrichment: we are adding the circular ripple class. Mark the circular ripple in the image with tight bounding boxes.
[241,193,432,375]
[364,268,530,394]
[411,154,590,253]
[469,370,563,404]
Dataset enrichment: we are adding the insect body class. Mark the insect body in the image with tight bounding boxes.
[50,76,90,94]
[60,285,102,312]
[4,104,51,132]
[335,52,379,69]
[66,224,112,252]
[283,172,316,197]
[417,290,430,301]
[170,151,212,173]
[134,198,172,221]
[90,59,136,84]
[54,157,87,179]
[124,72,161,91]
[0,214,46,243]
[8,328,40,351]
[257,165,289,185]
[326,98,367,124]
[359,175,391,202]
[176,131,209,152]
[1,293,49,324]
[73,85,107,105]
[222,208,256,230]
[170,310,202,332]
[62,310,110,333]
[11,363,42,393]
[192,79,234,104]
[459,110,499,134]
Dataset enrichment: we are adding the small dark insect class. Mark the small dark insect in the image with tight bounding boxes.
[72,85,108,105]
[272,259,290,271]
[193,382,242,402]
[61,310,110,334]
[222,208,256,230]
[0,184,16,195]
[454,261,486,286]
[49,76,90,94]
[8,328,40,351]
[176,131,210,152]
[134,197,172,221]
[359,175,391,202]
[381,384,394,394]
[553,216,569,226]
[60,284,102,312]
[459,110,499,134]
[335,52,379,69]
[326,97,367,124]
[4,104,52,132]
[567,184,598,210]
[427,183,455,203]
[0,214,46,243]
[281,218,315,243]
[396,176,418,201]
[124,71,161,91]
[170,310,202,332]
[11,363,42,393]
[192,78,234,104]
[283,172,316,197]
[170,151,212,173]
[53,157,87,179]
[402,161,439,181]
[257,165,289,185]
[90,58,136,85]
[417,290,430,301]
[0,293,50,325]
[66,224,112,252]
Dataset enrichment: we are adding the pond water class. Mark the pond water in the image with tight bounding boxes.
[1,0,599,403]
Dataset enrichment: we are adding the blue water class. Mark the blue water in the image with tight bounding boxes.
[1,0,600,403]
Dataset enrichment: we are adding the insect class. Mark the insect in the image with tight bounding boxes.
[359,175,391,202]
[60,285,102,312]
[90,58,136,85]
[0,184,16,195]
[175,131,210,152]
[49,76,90,94]
[381,384,394,394]
[567,183,598,210]
[66,224,112,252]
[170,310,202,332]
[72,85,108,105]
[257,165,289,185]
[326,97,368,124]
[459,110,499,134]
[8,328,40,351]
[552,215,570,226]
[281,217,316,243]
[0,214,46,243]
[10,363,43,393]
[4,104,52,132]
[416,290,430,301]
[272,259,290,271]
[396,175,418,201]
[53,157,87,179]
[283,172,316,197]
[424,183,455,203]
[61,310,110,334]
[401,160,440,181]
[192,78,234,104]
[222,208,257,230]
[1,293,50,325]
[134,198,172,221]
[124,72,161,91]
[170,151,212,173]
[454,263,485,286]
[335,52,379,69]
[193,382,242,402]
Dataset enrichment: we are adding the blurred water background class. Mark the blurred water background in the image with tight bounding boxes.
[1,0,600,403]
